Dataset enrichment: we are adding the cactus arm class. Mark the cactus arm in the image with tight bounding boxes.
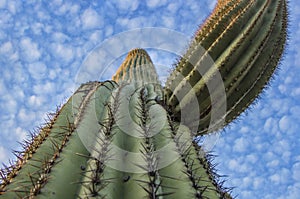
[164,0,253,92]
[224,0,288,121]
[186,0,287,132]
[164,0,288,135]
[195,0,287,129]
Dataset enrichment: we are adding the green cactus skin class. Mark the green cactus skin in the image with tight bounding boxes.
[0,50,231,198]
[164,0,288,135]
[0,0,288,198]
[112,49,160,85]
[0,81,118,198]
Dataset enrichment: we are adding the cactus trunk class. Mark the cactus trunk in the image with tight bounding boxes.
[0,0,287,198]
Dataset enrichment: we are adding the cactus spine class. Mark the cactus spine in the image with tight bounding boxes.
[164,0,287,135]
[0,0,287,198]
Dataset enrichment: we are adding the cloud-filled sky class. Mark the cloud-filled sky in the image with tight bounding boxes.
[0,0,299,198]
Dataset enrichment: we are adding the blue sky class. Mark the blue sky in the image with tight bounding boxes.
[0,0,299,198]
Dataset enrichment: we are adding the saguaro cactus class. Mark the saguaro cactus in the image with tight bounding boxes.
[0,0,287,198]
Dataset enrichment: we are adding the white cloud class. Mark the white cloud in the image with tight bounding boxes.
[55,2,71,15]
[146,0,168,8]
[291,87,300,97]
[28,95,45,108]
[0,146,8,164]
[1,94,18,115]
[0,0,6,9]
[28,62,47,80]
[33,81,55,95]
[31,22,45,35]
[252,177,264,190]
[15,127,27,142]
[278,84,287,94]
[245,154,258,164]
[81,8,103,30]
[50,43,74,63]
[113,0,139,12]
[166,2,180,14]
[69,4,80,15]
[0,41,19,62]
[20,37,41,62]
[228,159,239,171]
[286,183,300,199]
[51,32,70,43]
[279,115,297,134]
[162,16,175,28]
[267,159,280,168]
[116,16,151,29]
[292,162,300,181]
[90,30,103,43]
[0,41,13,54]
[104,26,113,37]
[7,1,21,14]
[233,137,249,153]
[270,173,280,184]
[264,117,277,132]
[0,80,6,95]
[52,0,63,6]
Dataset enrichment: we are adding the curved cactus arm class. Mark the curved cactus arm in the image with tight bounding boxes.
[163,0,288,135]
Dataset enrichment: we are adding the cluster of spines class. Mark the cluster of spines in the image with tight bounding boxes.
[0,102,65,187]
[0,81,117,198]
[111,49,230,198]
[134,87,165,198]
[165,117,231,199]
[0,105,63,197]
[164,0,288,135]
[77,82,122,198]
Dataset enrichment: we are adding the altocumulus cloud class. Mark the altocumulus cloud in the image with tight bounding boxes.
[0,1,299,199]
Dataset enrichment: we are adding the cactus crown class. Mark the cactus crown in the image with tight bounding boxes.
[112,48,160,85]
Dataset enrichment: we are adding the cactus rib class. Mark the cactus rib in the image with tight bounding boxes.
[0,81,117,198]
[164,0,288,135]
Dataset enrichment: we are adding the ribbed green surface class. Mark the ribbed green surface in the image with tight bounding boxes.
[0,81,117,198]
[112,48,160,85]
[106,49,228,198]
[164,0,288,135]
